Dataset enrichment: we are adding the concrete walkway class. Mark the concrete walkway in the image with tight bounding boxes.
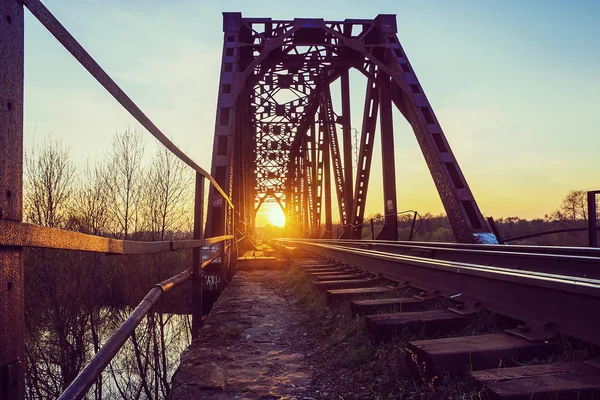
[170,267,313,399]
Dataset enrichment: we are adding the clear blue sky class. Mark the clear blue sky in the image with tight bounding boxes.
[23,0,600,221]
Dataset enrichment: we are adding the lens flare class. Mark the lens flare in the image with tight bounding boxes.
[267,207,286,227]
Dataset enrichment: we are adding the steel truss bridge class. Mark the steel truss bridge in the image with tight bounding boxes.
[206,12,495,244]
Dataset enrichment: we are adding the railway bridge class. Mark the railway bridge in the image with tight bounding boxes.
[1,2,600,399]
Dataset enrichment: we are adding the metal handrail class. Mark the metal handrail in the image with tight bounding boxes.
[58,248,223,400]
[505,226,600,243]
[0,219,233,255]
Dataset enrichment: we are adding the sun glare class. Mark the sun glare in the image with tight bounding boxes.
[267,207,286,227]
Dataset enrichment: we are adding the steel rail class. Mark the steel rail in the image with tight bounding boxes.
[0,219,233,255]
[289,238,600,279]
[58,249,222,400]
[21,0,233,208]
[288,238,600,258]
[280,239,600,346]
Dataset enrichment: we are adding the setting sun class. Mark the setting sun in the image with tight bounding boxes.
[267,207,286,227]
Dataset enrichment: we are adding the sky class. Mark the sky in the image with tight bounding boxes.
[22,0,600,226]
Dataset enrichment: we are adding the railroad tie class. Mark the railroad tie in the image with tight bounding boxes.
[350,297,425,316]
[306,269,356,276]
[303,267,349,274]
[470,359,600,399]
[366,309,471,341]
[299,263,339,269]
[313,277,382,291]
[313,273,368,281]
[325,287,396,304]
[407,332,553,381]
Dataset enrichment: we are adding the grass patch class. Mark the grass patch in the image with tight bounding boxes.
[282,265,486,399]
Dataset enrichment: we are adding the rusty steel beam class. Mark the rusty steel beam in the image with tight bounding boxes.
[351,74,380,239]
[375,74,399,240]
[312,125,324,237]
[0,1,25,397]
[191,174,205,337]
[340,68,354,228]
[302,155,310,236]
[320,86,347,226]
[322,123,333,238]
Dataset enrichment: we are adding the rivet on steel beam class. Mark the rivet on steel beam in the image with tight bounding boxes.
[419,291,427,297]
[517,324,530,332]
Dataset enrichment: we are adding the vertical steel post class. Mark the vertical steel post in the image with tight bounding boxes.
[206,12,241,238]
[302,157,309,236]
[0,1,25,398]
[376,74,399,240]
[408,211,418,241]
[351,75,379,239]
[370,219,375,240]
[322,126,333,238]
[191,174,205,337]
[487,217,505,245]
[589,191,598,248]
[341,69,353,222]
[222,202,229,277]
[310,124,318,236]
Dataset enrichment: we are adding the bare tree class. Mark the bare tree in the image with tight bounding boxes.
[106,128,145,239]
[551,190,598,222]
[143,147,193,241]
[24,137,75,228]
[69,161,111,235]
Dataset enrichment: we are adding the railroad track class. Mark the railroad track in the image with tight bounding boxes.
[273,239,600,399]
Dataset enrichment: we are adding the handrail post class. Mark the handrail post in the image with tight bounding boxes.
[0,1,25,398]
[222,202,228,278]
[589,191,598,248]
[408,211,418,241]
[191,174,205,337]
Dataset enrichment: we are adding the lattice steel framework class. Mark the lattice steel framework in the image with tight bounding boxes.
[206,13,497,244]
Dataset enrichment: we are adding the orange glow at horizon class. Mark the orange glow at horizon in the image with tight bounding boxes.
[267,206,286,227]
[256,203,286,227]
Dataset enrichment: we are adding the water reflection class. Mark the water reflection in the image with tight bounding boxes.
[24,246,223,399]
[27,308,191,399]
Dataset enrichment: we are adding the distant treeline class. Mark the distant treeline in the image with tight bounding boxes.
[260,190,598,246]
[357,189,598,246]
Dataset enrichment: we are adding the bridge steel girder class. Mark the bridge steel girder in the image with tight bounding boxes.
[206,13,496,244]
